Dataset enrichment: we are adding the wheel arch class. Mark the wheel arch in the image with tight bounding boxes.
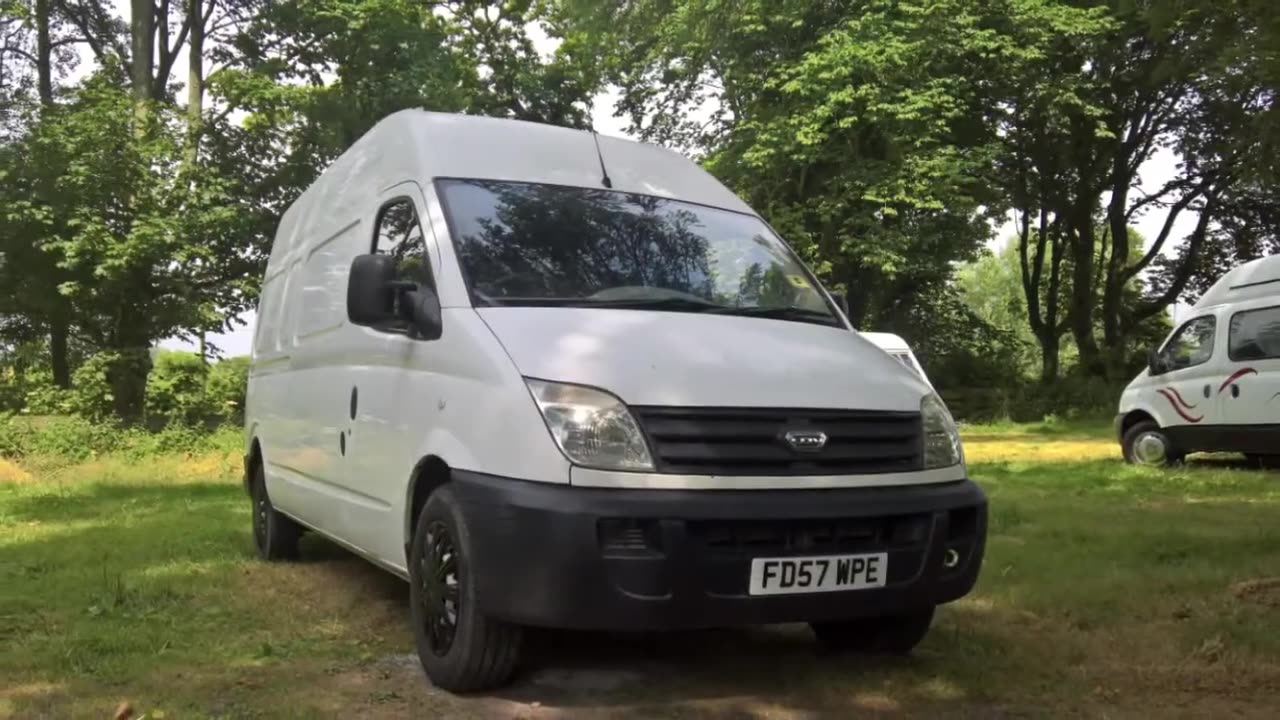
[244,436,264,496]
[404,455,452,561]
[1120,409,1158,437]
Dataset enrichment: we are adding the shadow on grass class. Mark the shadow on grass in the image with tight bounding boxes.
[1,480,1042,717]
[4,481,238,523]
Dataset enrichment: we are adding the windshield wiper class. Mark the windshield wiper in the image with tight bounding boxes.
[707,306,840,324]
[566,297,725,311]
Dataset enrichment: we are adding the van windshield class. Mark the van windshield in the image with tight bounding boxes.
[437,179,841,327]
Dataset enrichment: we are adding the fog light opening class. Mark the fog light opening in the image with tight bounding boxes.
[943,548,961,569]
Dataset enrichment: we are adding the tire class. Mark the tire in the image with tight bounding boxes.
[249,463,301,561]
[409,485,522,692]
[1122,420,1180,466]
[1246,454,1279,469]
[811,606,935,654]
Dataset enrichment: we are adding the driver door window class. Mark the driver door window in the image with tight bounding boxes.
[1159,315,1216,372]
[374,199,433,289]
[372,199,435,335]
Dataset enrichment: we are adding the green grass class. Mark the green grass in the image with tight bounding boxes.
[2,424,1280,718]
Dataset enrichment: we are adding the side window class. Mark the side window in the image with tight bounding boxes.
[1159,315,1216,372]
[373,199,433,289]
[1229,306,1280,361]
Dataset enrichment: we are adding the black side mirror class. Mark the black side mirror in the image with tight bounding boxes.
[830,292,849,316]
[1147,347,1163,376]
[347,253,443,339]
[347,254,397,325]
[402,286,442,340]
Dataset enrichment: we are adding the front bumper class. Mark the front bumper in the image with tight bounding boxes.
[450,471,987,631]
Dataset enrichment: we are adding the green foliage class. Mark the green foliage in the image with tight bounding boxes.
[0,414,241,460]
[0,415,123,460]
[144,350,213,427]
[942,377,1127,424]
[890,286,1023,390]
[22,382,74,416]
[68,352,119,421]
[958,230,1173,381]
[563,0,1006,330]
[206,356,250,423]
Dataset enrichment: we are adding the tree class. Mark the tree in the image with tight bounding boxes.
[3,75,264,419]
[959,229,1173,382]
[994,0,1277,378]
[556,0,1010,337]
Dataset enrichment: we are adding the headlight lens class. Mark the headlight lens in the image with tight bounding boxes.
[921,393,962,469]
[525,379,654,471]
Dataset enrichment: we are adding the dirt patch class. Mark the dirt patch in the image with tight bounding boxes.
[0,457,32,484]
[1231,578,1280,608]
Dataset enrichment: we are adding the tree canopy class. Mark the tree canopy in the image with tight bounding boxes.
[0,0,1275,421]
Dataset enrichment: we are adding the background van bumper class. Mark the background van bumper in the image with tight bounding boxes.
[450,471,987,631]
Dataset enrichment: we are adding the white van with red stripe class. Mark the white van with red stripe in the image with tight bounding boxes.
[1117,255,1280,465]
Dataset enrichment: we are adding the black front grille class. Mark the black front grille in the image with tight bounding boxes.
[631,407,923,476]
[689,514,929,556]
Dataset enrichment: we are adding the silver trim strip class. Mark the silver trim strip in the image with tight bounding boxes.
[570,464,966,490]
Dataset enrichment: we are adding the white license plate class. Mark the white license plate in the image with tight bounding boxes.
[748,553,888,596]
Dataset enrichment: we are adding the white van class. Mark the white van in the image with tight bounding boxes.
[1117,254,1280,465]
[862,332,933,388]
[243,110,986,692]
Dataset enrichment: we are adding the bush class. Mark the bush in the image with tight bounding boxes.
[69,352,121,421]
[1,414,242,461]
[206,356,249,423]
[21,368,75,415]
[941,376,1126,423]
[145,350,214,427]
[0,414,29,457]
[14,415,124,460]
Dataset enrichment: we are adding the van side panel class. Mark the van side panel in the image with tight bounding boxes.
[248,117,572,572]
[345,309,572,566]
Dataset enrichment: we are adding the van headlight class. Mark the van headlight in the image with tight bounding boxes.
[922,393,963,469]
[525,379,654,471]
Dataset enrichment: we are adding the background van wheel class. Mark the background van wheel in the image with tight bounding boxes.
[410,485,522,693]
[1245,453,1280,469]
[249,464,301,561]
[811,607,935,654]
[1122,420,1180,466]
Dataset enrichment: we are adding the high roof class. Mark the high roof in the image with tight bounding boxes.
[1193,254,1280,309]
[367,110,756,215]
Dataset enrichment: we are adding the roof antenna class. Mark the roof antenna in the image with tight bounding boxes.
[590,129,614,189]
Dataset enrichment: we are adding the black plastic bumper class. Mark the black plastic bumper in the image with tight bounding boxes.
[451,471,987,631]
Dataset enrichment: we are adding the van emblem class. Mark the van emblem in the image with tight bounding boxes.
[783,430,828,453]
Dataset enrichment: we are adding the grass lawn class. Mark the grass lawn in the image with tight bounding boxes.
[3,422,1280,718]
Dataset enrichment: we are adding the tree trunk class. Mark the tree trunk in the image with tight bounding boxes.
[1068,218,1102,375]
[35,0,53,105]
[130,0,154,112]
[1038,329,1060,383]
[49,317,70,388]
[185,0,204,164]
[108,348,152,424]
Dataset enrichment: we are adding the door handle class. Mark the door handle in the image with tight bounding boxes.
[1232,384,1240,398]
[1203,384,1210,398]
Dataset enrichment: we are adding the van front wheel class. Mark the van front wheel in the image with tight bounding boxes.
[249,464,300,561]
[1122,420,1181,466]
[811,607,935,654]
[410,485,522,692]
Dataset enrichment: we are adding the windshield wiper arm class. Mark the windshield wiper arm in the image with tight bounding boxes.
[708,306,840,323]
[570,297,725,311]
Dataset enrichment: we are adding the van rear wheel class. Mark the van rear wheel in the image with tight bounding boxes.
[811,606,935,654]
[410,485,522,692]
[249,464,301,561]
